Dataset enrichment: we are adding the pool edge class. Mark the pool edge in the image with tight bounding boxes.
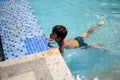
[0,48,74,80]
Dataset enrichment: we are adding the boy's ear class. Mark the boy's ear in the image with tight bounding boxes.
[58,37,62,41]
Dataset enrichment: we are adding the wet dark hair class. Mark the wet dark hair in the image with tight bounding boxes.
[52,25,67,41]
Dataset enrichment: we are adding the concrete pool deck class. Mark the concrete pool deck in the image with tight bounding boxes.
[0,48,74,80]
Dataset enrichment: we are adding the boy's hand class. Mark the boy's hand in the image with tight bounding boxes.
[45,36,50,40]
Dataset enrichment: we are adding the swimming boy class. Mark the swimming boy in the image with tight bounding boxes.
[47,21,105,56]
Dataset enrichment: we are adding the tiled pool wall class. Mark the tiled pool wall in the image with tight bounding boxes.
[0,1,74,80]
[0,0,49,60]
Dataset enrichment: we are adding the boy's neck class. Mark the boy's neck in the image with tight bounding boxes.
[56,40,64,47]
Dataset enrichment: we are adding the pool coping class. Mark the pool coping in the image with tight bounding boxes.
[0,48,74,80]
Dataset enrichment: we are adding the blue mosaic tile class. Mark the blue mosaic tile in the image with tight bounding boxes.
[0,0,49,60]
[0,0,9,2]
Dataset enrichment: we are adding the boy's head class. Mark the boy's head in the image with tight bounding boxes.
[50,25,67,42]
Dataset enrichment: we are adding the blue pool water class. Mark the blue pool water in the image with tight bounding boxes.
[29,0,120,80]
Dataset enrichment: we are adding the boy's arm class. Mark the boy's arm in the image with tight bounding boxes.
[59,47,64,56]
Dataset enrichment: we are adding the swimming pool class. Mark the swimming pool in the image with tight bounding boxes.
[29,0,120,80]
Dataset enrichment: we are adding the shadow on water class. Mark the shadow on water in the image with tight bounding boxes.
[0,35,5,61]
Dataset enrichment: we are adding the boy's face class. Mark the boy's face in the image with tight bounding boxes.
[50,31,61,42]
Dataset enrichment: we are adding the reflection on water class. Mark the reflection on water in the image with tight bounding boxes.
[86,62,120,80]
